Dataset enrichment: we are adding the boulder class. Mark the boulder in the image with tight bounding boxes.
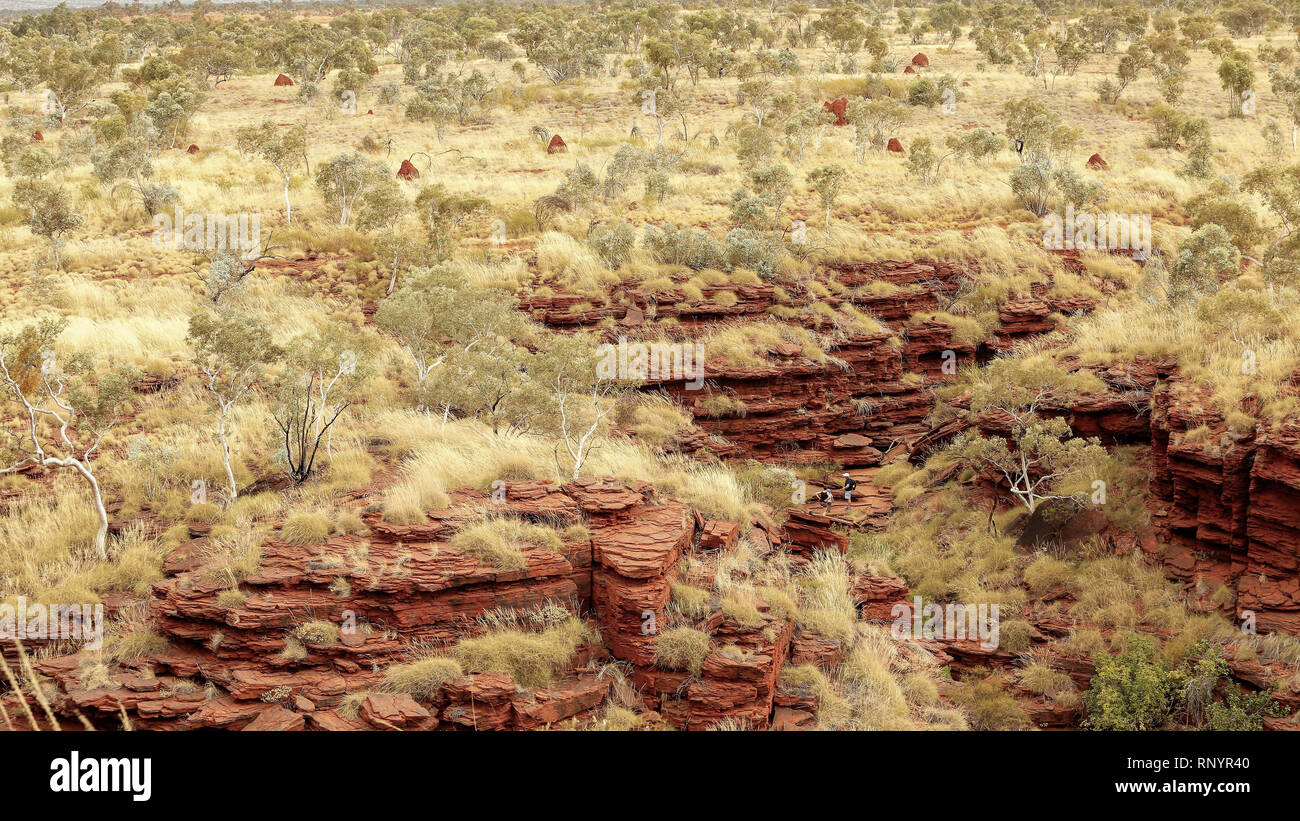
[307,710,368,731]
[621,302,644,326]
[853,569,911,621]
[241,705,304,731]
[832,433,873,449]
[186,698,265,729]
[546,134,567,154]
[831,434,883,464]
[886,137,904,154]
[790,632,845,671]
[397,159,420,180]
[699,520,741,551]
[359,693,431,729]
[273,74,294,86]
[511,675,610,729]
[1016,498,1110,552]
[772,707,816,731]
[442,673,517,730]
[781,509,849,555]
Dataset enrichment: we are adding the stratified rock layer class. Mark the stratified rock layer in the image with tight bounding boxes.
[22,477,865,731]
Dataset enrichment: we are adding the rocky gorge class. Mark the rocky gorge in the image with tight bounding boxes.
[8,257,1300,732]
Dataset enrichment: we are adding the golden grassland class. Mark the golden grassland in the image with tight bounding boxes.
[0,25,1291,393]
[0,22,1290,406]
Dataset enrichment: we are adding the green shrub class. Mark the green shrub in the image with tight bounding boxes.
[1083,636,1183,730]
[1206,686,1287,730]
[588,221,635,268]
[998,619,1035,654]
[1019,663,1076,699]
[642,224,725,270]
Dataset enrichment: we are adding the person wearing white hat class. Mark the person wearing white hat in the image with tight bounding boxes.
[841,472,858,502]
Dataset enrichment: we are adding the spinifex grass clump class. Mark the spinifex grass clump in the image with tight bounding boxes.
[384,656,464,699]
[654,627,712,677]
[447,517,567,570]
[452,602,595,688]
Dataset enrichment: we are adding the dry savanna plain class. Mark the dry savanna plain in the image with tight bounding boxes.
[1,0,1300,735]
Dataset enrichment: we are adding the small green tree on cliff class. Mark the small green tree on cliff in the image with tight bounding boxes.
[0,319,136,558]
[952,357,1106,514]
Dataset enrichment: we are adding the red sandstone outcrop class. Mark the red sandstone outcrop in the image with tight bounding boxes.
[523,260,1098,464]
[638,613,795,729]
[1145,378,1300,634]
[854,569,910,621]
[994,295,1095,346]
[23,475,862,731]
[699,519,741,551]
[916,358,1300,650]
[781,509,849,556]
[20,235,1300,732]
[592,492,694,665]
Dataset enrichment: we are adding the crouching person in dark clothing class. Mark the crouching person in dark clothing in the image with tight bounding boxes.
[813,487,833,513]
